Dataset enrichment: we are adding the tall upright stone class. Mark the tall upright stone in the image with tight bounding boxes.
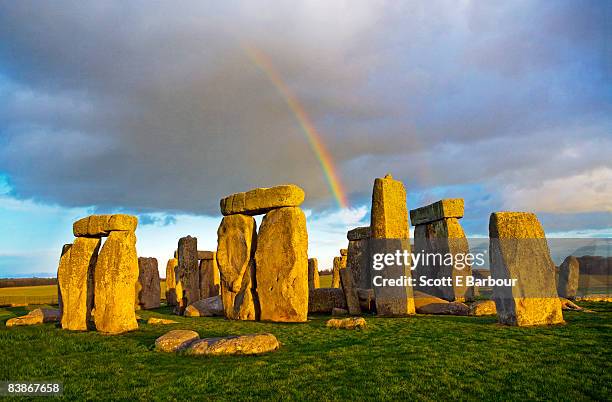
[216,214,258,320]
[199,252,220,299]
[370,174,415,316]
[255,207,309,322]
[136,257,161,310]
[58,237,100,330]
[340,264,361,315]
[176,236,199,314]
[331,256,345,288]
[165,258,178,306]
[94,230,139,334]
[410,199,474,302]
[557,256,580,299]
[308,258,320,289]
[347,226,371,289]
[489,212,564,326]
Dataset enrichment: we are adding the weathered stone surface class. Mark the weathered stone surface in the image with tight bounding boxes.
[356,288,376,313]
[409,199,464,226]
[469,300,497,316]
[165,258,178,306]
[308,288,347,313]
[184,295,224,317]
[413,291,448,310]
[418,301,469,315]
[176,236,200,314]
[256,207,308,322]
[220,184,305,216]
[94,231,139,334]
[326,317,367,329]
[413,215,474,302]
[217,214,258,320]
[199,254,220,299]
[155,330,199,352]
[186,333,280,356]
[575,295,612,302]
[73,214,137,237]
[370,175,414,316]
[347,237,370,290]
[6,309,60,327]
[58,237,100,331]
[347,226,370,241]
[340,264,360,315]
[371,174,409,239]
[331,256,345,288]
[332,307,349,316]
[557,256,580,299]
[489,212,564,326]
[198,251,215,260]
[147,317,178,325]
[137,257,161,310]
[340,248,348,256]
[308,258,320,289]
[559,298,584,311]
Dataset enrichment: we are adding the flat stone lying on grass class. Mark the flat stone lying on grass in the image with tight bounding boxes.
[469,300,497,316]
[575,296,612,302]
[6,308,60,327]
[186,333,279,356]
[326,317,367,330]
[413,291,469,315]
[417,301,469,316]
[155,330,200,352]
[559,298,586,311]
[184,296,224,317]
[147,317,178,325]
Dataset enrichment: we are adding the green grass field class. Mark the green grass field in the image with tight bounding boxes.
[0,300,610,400]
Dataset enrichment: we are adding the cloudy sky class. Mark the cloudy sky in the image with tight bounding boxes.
[0,1,610,277]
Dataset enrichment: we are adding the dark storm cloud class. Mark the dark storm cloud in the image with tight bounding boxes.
[0,1,610,220]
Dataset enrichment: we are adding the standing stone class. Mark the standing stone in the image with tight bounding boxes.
[557,256,580,299]
[136,257,161,310]
[308,258,320,289]
[58,237,100,330]
[347,227,371,289]
[165,258,178,306]
[216,214,258,320]
[255,207,309,322]
[411,199,474,302]
[331,256,345,288]
[199,252,220,299]
[340,264,361,315]
[94,231,139,334]
[370,174,415,316]
[489,212,564,326]
[176,236,200,314]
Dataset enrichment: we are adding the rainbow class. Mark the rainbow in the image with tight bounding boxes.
[244,45,349,209]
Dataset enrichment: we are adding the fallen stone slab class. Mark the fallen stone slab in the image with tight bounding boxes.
[220,184,305,216]
[559,298,585,311]
[147,317,178,325]
[73,214,138,237]
[409,198,464,226]
[6,308,60,327]
[186,333,280,356]
[326,317,367,330]
[155,330,200,352]
[184,296,224,317]
[417,301,470,316]
[469,300,497,316]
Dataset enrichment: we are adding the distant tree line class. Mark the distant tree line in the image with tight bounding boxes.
[0,278,57,288]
